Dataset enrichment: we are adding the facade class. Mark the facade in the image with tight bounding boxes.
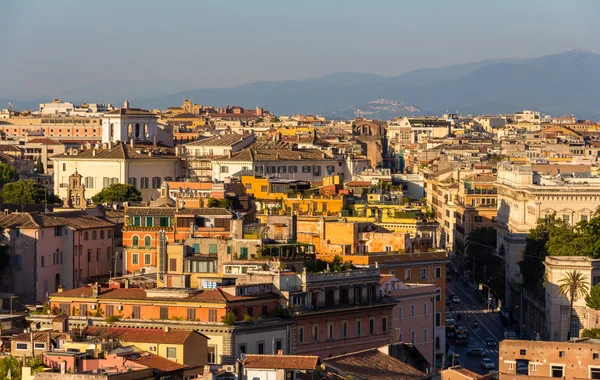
[0,211,115,303]
[498,339,600,379]
[19,137,66,175]
[495,162,600,304]
[0,116,103,141]
[544,256,600,341]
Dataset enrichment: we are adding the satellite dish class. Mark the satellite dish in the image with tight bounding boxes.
[209,224,214,229]
[240,353,247,361]
[193,225,199,232]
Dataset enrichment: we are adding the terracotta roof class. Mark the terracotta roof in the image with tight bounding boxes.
[216,147,333,162]
[0,145,23,152]
[243,354,319,370]
[171,112,201,119]
[122,351,187,373]
[105,108,155,116]
[185,134,251,147]
[322,348,428,380]
[0,211,114,230]
[379,274,396,286]
[12,331,67,343]
[51,142,177,161]
[345,181,371,187]
[84,326,201,344]
[27,138,64,145]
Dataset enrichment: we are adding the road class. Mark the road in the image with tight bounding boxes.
[446,280,504,375]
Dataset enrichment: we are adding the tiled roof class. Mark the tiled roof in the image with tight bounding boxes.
[345,181,371,187]
[0,211,114,230]
[12,331,67,343]
[322,348,428,380]
[105,108,155,116]
[185,134,251,147]
[84,326,199,344]
[51,142,177,160]
[27,138,64,145]
[122,351,187,373]
[0,145,23,152]
[243,354,319,370]
[216,147,333,162]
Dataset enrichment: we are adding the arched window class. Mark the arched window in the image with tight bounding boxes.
[109,123,114,139]
[435,336,440,349]
[132,236,139,247]
[144,236,151,248]
[127,124,132,138]
[144,124,149,139]
[135,123,140,138]
[55,273,61,292]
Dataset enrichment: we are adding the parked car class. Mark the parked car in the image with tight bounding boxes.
[452,296,461,303]
[480,358,495,370]
[486,337,497,347]
[446,318,456,328]
[467,348,488,357]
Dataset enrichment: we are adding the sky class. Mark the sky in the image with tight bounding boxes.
[1,0,599,99]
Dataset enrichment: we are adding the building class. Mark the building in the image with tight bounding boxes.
[22,137,66,175]
[544,256,600,341]
[380,275,437,368]
[240,353,319,380]
[0,210,116,303]
[514,110,541,124]
[495,162,600,305]
[497,339,600,379]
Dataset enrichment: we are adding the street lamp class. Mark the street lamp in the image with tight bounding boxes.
[478,283,492,312]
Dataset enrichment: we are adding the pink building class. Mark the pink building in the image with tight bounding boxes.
[0,210,115,303]
[380,274,437,372]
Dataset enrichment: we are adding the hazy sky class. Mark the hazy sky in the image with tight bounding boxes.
[2,0,599,98]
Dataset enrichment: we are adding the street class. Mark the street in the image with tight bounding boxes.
[446,280,504,375]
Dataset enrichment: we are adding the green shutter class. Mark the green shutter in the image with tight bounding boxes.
[146,217,153,227]
[227,246,231,255]
[240,247,248,260]
[193,244,200,253]
[209,244,217,255]
[133,217,141,226]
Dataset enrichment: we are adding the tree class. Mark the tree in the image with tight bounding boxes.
[0,162,18,187]
[582,328,600,339]
[0,355,21,379]
[206,197,219,207]
[1,179,60,205]
[34,159,44,174]
[558,270,590,340]
[330,255,353,272]
[221,311,237,326]
[91,183,142,204]
[586,284,600,310]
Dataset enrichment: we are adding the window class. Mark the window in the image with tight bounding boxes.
[92,231,97,240]
[595,353,600,360]
[288,166,298,173]
[563,214,570,224]
[169,258,176,271]
[209,244,217,255]
[220,166,229,173]
[41,256,44,267]
[62,163,66,171]
[314,166,321,176]
[128,177,136,188]
[327,322,333,340]
[166,347,177,359]
[146,217,153,227]
[298,327,304,344]
[559,351,565,358]
[551,365,563,378]
[209,309,217,322]
[261,185,268,192]
[405,269,411,281]
[100,230,105,240]
[312,325,318,343]
[133,217,141,226]
[420,268,426,280]
[239,344,246,355]
[411,330,416,344]
[187,308,196,321]
[132,236,139,247]
[369,319,375,335]
[326,165,335,174]
[277,166,286,173]
[132,253,139,265]
[261,305,267,318]
[590,367,600,379]
[84,231,89,240]
[342,321,348,338]
[398,306,403,318]
[239,247,248,259]
[85,176,94,188]
[106,305,114,317]
[356,320,361,336]
[520,349,527,355]
[140,177,149,189]
[34,342,45,350]
[530,363,538,372]
[16,343,28,350]
[152,177,161,188]
[302,165,311,173]
[474,215,483,223]
[275,339,282,353]
[411,304,415,317]
[424,303,428,315]
[132,306,140,319]
[424,328,428,342]
[160,307,168,319]
[435,267,442,278]
[436,312,441,327]
[144,254,151,265]
[382,317,387,332]
[385,246,392,252]
[266,166,276,173]
[258,342,265,354]
[144,236,152,248]
[96,248,100,261]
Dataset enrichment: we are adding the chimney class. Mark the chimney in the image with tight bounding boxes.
[130,138,134,148]
[153,134,157,147]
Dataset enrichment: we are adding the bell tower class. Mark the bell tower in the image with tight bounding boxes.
[64,170,86,208]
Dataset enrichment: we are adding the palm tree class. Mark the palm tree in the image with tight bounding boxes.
[558,270,590,340]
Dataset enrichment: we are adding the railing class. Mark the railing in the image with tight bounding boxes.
[306,268,379,283]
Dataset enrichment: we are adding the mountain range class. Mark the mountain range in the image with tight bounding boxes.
[2,50,599,120]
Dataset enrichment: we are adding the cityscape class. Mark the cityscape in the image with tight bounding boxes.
[1,1,600,380]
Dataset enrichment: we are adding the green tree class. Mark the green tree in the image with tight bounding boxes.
[206,197,219,207]
[221,311,237,326]
[1,179,60,205]
[330,255,353,272]
[585,283,600,310]
[582,328,600,339]
[0,355,22,379]
[34,159,44,174]
[218,198,233,209]
[91,183,142,204]
[270,117,280,123]
[0,162,18,187]
[558,270,590,340]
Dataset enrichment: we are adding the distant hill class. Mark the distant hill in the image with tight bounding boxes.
[2,50,599,120]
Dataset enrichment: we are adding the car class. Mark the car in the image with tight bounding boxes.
[480,358,495,370]
[486,337,497,347]
[467,348,488,357]
[452,296,461,303]
[446,318,456,328]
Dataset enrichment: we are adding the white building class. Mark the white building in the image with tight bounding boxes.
[101,102,172,146]
[544,256,600,341]
[514,110,541,124]
[39,99,75,115]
